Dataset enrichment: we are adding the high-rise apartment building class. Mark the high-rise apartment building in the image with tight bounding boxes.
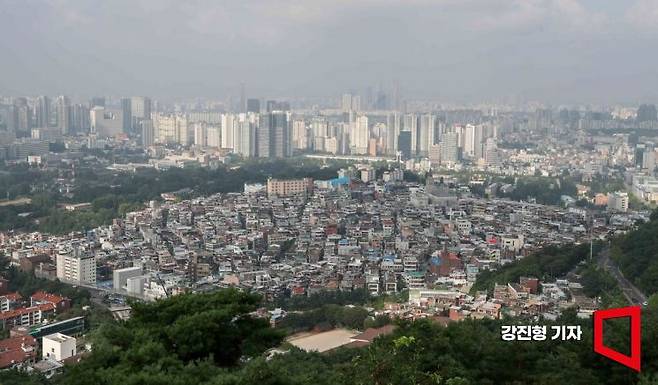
[55,96,71,135]
[71,104,90,133]
[35,96,50,128]
[418,113,435,156]
[14,97,31,134]
[292,119,308,150]
[351,115,369,154]
[142,119,154,148]
[206,125,221,148]
[233,116,256,157]
[193,122,207,147]
[221,113,235,149]
[0,104,16,133]
[386,113,401,155]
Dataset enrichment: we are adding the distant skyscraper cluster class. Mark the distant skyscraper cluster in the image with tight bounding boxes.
[1,90,657,166]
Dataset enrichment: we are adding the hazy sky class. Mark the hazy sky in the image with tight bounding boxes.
[1,0,658,103]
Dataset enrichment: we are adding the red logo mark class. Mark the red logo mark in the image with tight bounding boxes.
[593,306,641,372]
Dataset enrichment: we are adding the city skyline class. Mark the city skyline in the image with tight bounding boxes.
[2,1,658,103]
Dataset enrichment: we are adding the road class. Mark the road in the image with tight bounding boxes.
[597,248,648,305]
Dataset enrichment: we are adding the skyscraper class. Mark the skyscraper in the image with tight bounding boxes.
[351,115,369,154]
[0,104,16,133]
[292,119,308,150]
[266,100,290,112]
[398,131,412,160]
[386,112,401,155]
[194,122,207,147]
[207,125,221,148]
[246,99,260,113]
[418,113,435,156]
[90,97,105,108]
[142,119,154,148]
[131,96,152,130]
[221,113,235,149]
[35,95,50,128]
[403,113,418,156]
[14,97,31,134]
[55,95,71,135]
[121,98,132,133]
[462,124,475,158]
[233,115,256,157]
[342,93,353,113]
[440,132,459,164]
[484,138,501,168]
[473,124,485,161]
[71,104,90,134]
[637,104,658,123]
[90,106,122,137]
[258,111,290,158]
[239,83,246,113]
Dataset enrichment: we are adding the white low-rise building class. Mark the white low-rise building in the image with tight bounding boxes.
[42,333,76,362]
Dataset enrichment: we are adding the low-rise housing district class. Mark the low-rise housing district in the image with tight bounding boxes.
[1,154,651,371]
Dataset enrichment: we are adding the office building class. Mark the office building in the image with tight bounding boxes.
[403,113,418,155]
[398,131,412,160]
[266,100,290,112]
[121,98,132,132]
[246,98,260,113]
[637,104,657,123]
[258,111,290,158]
[440,132,459,164]
[90,97,105,108]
